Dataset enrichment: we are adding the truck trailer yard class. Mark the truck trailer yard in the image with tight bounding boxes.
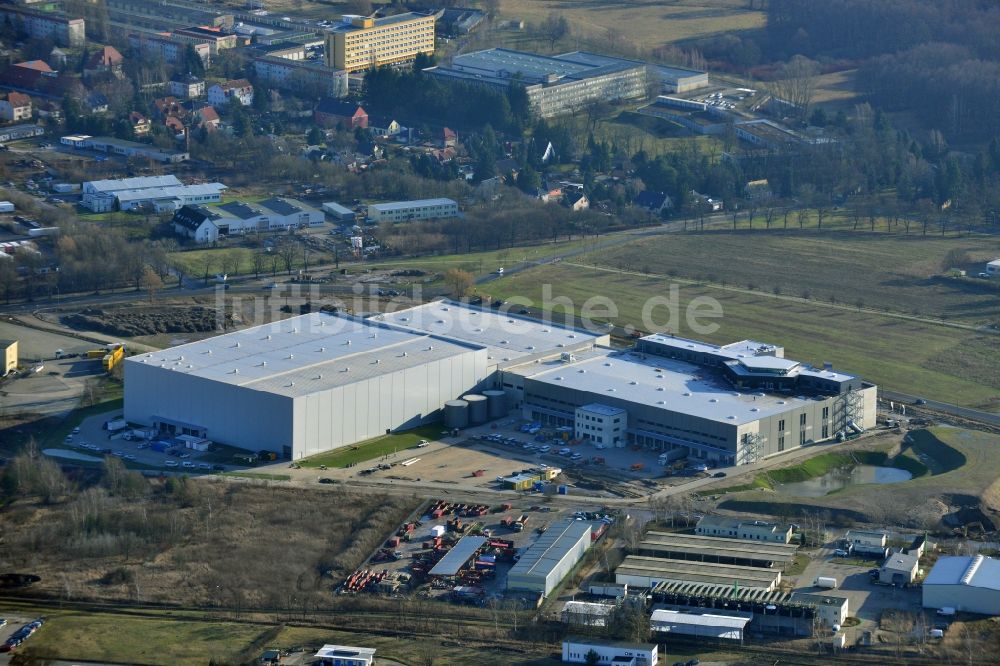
[338,497,615,607]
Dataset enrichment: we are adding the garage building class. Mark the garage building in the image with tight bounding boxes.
[639,531,798,568]
[507,520,591,597]
[923,555,1000,615]
[124,313,488,459]
[615,555,781,591]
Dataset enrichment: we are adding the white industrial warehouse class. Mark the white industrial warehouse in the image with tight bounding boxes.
[923,555,1000,616]
[124,299,875,464]
[507,520,592,596]
[123,313,488,459]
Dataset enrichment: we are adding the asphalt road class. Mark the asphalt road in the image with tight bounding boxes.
[880,390,1000,427]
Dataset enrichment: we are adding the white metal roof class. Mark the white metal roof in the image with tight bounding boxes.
[429,535,487,576]
[114,183,227,203]
[376,300,604,365]
[313,644,376,660]
[518,348,812,425]
[84,175,182,193]
[924,555,1000,591]
[508,520,591,581]
[651,608,752,629]
[370,198,457,212]
[125,313,482,398]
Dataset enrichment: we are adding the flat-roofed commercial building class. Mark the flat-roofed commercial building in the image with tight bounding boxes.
[325,12,436,73]
[366,197,458,223]
[507,520,591,596]
[615,555,782,591]
[124,313,489,459]
[562,638,658,666]
[507,333,876,467]
[426,48,648,118]
[253,55,348,98]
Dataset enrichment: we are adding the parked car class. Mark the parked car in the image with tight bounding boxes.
[833,549,850,557]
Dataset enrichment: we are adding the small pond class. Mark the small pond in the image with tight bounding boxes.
[776,465,912,497]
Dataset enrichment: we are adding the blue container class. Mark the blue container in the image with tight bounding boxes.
[557,484,568,495]
[533,481,545,491]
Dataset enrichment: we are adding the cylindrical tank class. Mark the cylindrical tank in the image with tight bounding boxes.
[483,389,507,419]
[463,394,488,425]
[444,400,469,429]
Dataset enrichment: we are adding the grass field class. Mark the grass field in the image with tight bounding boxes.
[220,471,292,481]
[169,245,334,281]
[297,424,444,468]
[586,230,1000,326]
[28,610,266,666]
[498,0,765,51]
[488,262,1000,410]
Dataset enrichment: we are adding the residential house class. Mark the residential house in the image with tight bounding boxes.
[564,191,589,212]
[367,115,401,138]
[743,179,773,201]
[635,190,673,215]
[164,115,186,139]
[0,92,31,122]
[691,191,723,212]
[438,126,456,148]
[128,111,151,137]
[494,158,520,182]
[193,106,220,131]
[173,205,219,243]
[314,99,367,129]
[83,91,108,114]
[169,74,205,99]
[83,45,124,81]
[0,59,80,100]
[48,46,68,69]
[207,79,253,108]
[153,96,186,120]
[534,184,562,203]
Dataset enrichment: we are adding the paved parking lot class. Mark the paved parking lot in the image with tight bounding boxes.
[0,321,103,418]
[52,410,233,474]
[0,613,44,665]
[794,542,922,628]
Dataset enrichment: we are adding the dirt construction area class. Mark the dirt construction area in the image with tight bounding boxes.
[301,418,718,500]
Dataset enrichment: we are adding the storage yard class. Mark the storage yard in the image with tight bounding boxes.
[338,498,614,606]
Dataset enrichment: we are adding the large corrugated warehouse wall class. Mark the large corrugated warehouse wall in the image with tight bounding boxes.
[124,359,295,453]
[923,585,1000,616]
[125,346,488,458]
[292,350,487,458]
